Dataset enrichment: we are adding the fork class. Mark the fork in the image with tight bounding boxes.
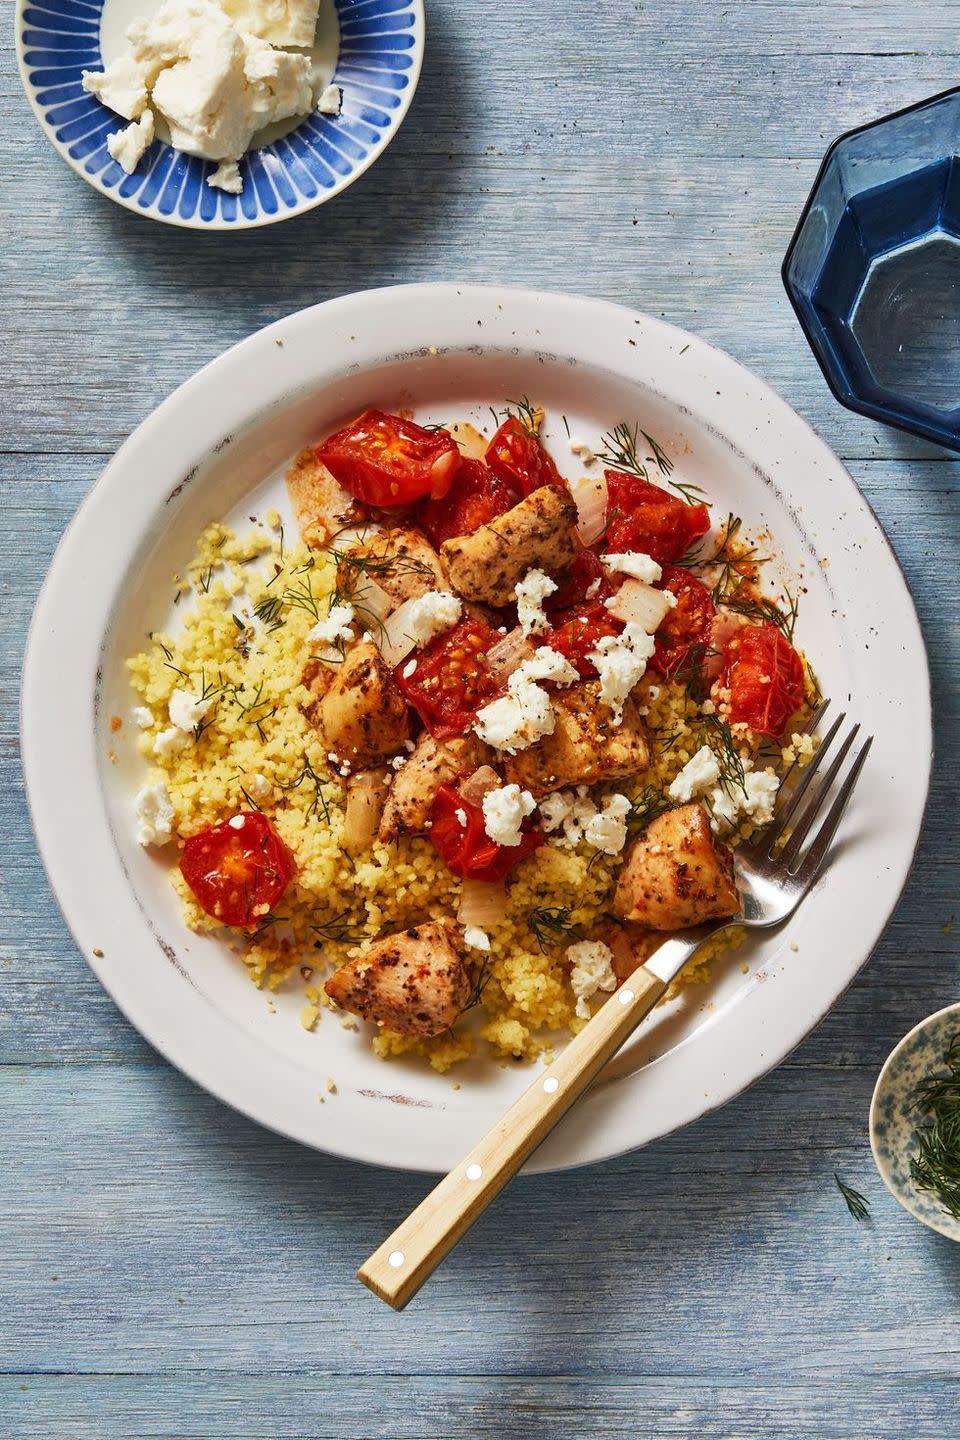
[358,702,872,1309]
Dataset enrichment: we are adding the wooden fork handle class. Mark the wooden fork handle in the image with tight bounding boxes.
[357,964,668,1309]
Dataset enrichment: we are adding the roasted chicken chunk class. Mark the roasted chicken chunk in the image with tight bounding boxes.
[606,924,669,985]
[324,919,470,1037]
[286,446,364,547]
[379,733,490,842]
[440,485,578,605]
[342,525,446,609]
[614,803,741,930]
[313,640,411,766]
[503,684,650,798]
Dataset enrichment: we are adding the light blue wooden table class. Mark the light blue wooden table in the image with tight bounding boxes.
[3,2,960,1436]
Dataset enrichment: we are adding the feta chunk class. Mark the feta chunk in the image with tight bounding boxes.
[515,646,579,688]
[708,767,780,833]
[317,83,343,116]
[153,726,190,759]
[583,792,632,855]
[168,687,214,732]
[82,54,151,120]
[474,683,554,753]
[404,591,463,647]
[107,109,155,174]
[208,159,243,194]
[463,925,491,952]
[219,0,321,48]
[537,787,599,848]
[515,569,557,637]
[568,437,597,466]
[586,622,656,722]
[567,940,617,1019]
[482,784,536,847]
[668,744,721,803]
[135,781,175,846]
[538,791,574,835]
[307,603,355,650]
[132,706,154,730]
[602,551,662,584]
[247,772,272,801]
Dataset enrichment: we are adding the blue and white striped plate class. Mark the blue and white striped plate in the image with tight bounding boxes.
[16,0,424,230]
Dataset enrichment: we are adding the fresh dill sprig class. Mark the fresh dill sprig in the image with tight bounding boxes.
[461,958,493,1012]
[527,906,582,952]
[687,512,769,591]
[253,593,285,629]
[283,755,333,823]
[199,565,214,594]
[247,912,286,944]
[719,585,800,643]
[311,909,363,945]
[238,784,262,813]
[282,572,322,623]
[597,420,707,508]
[490,395,540,436]
[625,786,670,834]
[664,642,721,700]
[834,1173,871,1222]
[909,1031,960,1220]
[697,714,746,796]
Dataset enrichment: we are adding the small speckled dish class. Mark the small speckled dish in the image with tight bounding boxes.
[870,1002,960,1241]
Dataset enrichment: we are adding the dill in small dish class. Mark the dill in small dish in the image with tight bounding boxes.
[126,401,818,1071]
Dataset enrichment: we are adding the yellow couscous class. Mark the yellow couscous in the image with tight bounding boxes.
[126,516,813,1072]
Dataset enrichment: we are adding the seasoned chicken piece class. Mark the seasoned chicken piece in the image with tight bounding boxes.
[300,656,336,719]
[342,526,446,609]
[324,919,470,1037]
[613,803,741,930]
[343,768,391,854]
[440,486,578,605]
[286,446,364,546]
[379,733,490,842]
[606,923,668,985]
[313,640,411,766]
[503,684,650,798]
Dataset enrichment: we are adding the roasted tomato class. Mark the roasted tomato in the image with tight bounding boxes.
[545,546,611,614]
[604,470,710,563]
[429,783,544,881]
[395,618,501,740]
[545,601,622,678]
[650,565,716,678]
[486,417,564,497]
[722,622,806,738]
[179,813,295,929]
[417,458,521,547]
[317,409,461,508]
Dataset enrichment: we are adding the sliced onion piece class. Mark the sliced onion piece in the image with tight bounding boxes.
[458,878,507,929]
[459,765,501,807]
[351,576,393,626]
[342,769,389,854]
[376,595,426,668]
[568,472,608,546]
[605,578,675,634]
[486,627,536,685]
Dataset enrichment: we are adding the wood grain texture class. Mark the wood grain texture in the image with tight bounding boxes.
[3,0,960,1433]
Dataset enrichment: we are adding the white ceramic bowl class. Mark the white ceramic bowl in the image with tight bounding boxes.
[21,283,932,1173]
[871,1003,960,1241]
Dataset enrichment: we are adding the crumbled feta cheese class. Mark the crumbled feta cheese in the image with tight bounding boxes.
[132,706,154,730]
[404,591,463,647]
[587,622,656,722]
[537,788,600,848]
[668,744,721,803]
[602,551,662,584]
[401,658,418,680]
[585,578,602,600]
[538,791,574,835]
[317,82,342,116]
[700,698,716,715]
[464,925,491,952]
[168,687,213,732]
[743,770,779,824]
[516,646,579,688]
[228,815,246,830]
[583,793,632,855]
[83,0,314,191]
[706,762,780,834]
[455,807,468,828]
[247,772,271,801]
[208,160,243,194]
[307,603,355,648]
[482,784,536,847]
[153,726,190,759]
[568,437,597,465]
[474,660,562,753]
[107,109,155,174]
[135,781,175,846]
[220,0,321,48]
[515,569,557,637]
[567,940,617,1018]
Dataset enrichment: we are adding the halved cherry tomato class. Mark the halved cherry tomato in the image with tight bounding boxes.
[545,601,622,678]
[417,458,521,547]
[604,470,710,564]
[429,784,544,881]
[318,410,461,508]
[650,565,716,678]
[545,546,612,614]
[722,622,806,738]
[179,813,295,929]
[395,618,501,739]
[486,417,564,497]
